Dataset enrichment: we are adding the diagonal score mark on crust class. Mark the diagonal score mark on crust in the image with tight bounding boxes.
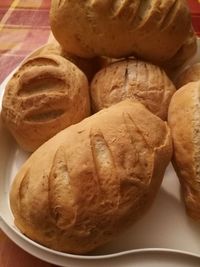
[17,76,66,97]
[122,112,153,187]
[124,112,153,149]
[24,109,65,123]
[125,111,171,154]
[159,0,179,30]
[130,0,156,29]
[20,58,59,71]
[48,147,76,230]
[57,0,65,8]
[90,128,120,211]
[110,0,140,21]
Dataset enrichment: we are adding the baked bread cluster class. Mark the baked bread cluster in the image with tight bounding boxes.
[10,101,172,254]
[1,0,199,255]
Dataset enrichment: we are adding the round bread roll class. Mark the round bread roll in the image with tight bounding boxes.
[175,63,200,89]
[91,59,176,120]
[168,81,200,221]
[29,39,102,81]
[10,100,172,254]
[1,54,90,152]
[50,0,191,64]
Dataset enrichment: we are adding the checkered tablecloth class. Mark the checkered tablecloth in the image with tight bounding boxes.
[0,0,51,83]
[0,0,200,266]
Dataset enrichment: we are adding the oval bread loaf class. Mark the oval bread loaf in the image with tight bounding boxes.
[91,59,176,120]
[168,81,200,221]
[1,54,90,152]
[10,100,172,254]
[50,0,191,64]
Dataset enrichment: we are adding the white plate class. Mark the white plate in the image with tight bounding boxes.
[0,42,200,267]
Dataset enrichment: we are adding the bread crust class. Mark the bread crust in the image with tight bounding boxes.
[168,82,200,220]
[91,59,176,120]
[175,63,200,89]
[29,39,102,82]
[50,0,191,64]
[10,100,172,254]
[1,54,90,152]
[163,28,197,77]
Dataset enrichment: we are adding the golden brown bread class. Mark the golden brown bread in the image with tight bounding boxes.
[1,54,90,152]
[10,100,172,254]
[168,82,200,221]
[90,59,176,120]
[94,28,197,77]
[29,39,102,81]
[162,28,197,77]
[175,63,200,89]
[50,0,191,64]
[92,28,197,79]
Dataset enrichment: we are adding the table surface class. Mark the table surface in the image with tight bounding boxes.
[0,0,200,266]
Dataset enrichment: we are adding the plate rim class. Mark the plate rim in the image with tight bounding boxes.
[1,215,200,265]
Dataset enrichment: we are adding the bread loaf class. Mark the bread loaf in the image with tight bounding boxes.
[50,0,191,64]
[29,39,102,81]
[175,63,200,89]
[91,59,176,120]
[10,100,172,254]
[168,82,200,220]
[1,54,90,152]
[162,28,197,77]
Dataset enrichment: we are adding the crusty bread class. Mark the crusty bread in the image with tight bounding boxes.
[175,63,200,89]
[162,28,197,77]
[1,54,90,152]
[50,0,191,64]
[28,39,102,82]
[168,81,200,221]
[92,28,197,79]
[10,100,172,254]
[91,59,176,120]
[28,40,61,59]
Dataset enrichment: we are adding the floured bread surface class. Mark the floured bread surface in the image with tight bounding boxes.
[168,81,200,220]
[91,59,176,120]
[1,54,90,152]
[175,63,200,89]
[10,100,172,254]
[50,0,191,64]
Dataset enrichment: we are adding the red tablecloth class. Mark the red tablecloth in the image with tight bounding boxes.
[188,0,200,35]
[0,0,51,83]
[0,1,200,266]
